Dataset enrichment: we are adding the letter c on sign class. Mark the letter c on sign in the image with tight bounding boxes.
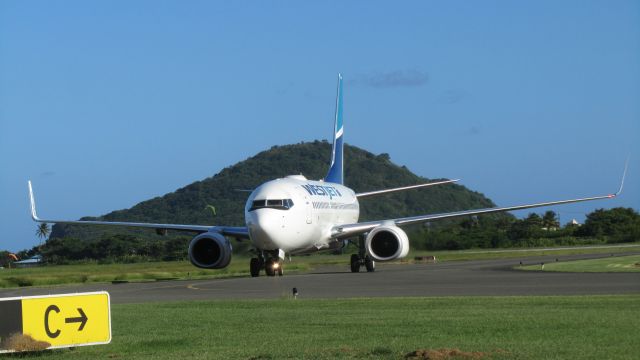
[45,305,61,338]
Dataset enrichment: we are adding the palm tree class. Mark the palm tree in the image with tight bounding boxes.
[35,223,50,243]
[524,213,543,228]
[542,211,560,230]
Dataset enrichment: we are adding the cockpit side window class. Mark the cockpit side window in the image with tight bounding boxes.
[249,199,294,211]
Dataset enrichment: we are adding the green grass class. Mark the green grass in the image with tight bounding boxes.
[3,296,639,359]
[1,243,639,289]
[0,258,308,289]
[412,243,640,262]
[519,255,640,273]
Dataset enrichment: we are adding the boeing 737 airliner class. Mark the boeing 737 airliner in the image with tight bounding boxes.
[28,74,625,277]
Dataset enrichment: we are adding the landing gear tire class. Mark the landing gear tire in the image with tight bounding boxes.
[265,259,276,277]
[350,254,361,273]
[250,258,261,277]
[364,256,375,272]
[277,264,283,276]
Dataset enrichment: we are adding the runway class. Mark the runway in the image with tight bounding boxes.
[1,253,638,304]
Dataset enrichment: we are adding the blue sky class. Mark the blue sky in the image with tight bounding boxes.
[1,1,638,252]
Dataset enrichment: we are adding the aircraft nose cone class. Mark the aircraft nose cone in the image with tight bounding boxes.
[248,210,283,248]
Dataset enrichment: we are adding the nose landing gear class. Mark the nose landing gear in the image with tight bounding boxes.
[265,258,283,276]
[250,257,262,277]
[250,251,284,277]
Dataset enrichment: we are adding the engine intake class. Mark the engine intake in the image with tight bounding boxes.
[188,232,232,269]
[365,225,409,261]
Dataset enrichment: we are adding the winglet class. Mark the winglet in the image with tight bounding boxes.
[612,156,629,197]
[28,180,41,221]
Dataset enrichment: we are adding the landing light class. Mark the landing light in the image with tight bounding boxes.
[273,262,280,269]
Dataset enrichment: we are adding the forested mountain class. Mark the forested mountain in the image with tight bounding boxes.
[50,141,499,240]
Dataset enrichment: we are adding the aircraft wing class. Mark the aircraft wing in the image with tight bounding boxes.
[355,179,459,198]
[332,169,626,240]
[28,181,250,239]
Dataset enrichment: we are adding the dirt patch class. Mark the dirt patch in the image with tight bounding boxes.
[634,262,640,268]
[405,348,492,359]
[1,333,51,352]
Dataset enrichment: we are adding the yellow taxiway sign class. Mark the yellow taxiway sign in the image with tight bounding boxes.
[0,291,111,352]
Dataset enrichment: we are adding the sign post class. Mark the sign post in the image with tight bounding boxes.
[0,291,111,353]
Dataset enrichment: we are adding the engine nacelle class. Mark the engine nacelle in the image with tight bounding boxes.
[188,232,232,269]
[365,225,410,261]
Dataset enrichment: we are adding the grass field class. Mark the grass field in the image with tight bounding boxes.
[519,255,640,273]
[413,243,640,262]
[3,295,639,359]
[0,258,311,288]
[1,243,639,288]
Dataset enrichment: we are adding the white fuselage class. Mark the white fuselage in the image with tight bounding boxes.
[244,175,359,254]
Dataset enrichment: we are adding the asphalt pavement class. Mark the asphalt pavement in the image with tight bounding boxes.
[0,253,638,303]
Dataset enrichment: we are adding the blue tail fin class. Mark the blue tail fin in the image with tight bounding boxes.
[325,74,344,184]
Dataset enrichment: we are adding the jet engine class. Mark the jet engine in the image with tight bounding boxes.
[188,232,232,269]
[365,225,409,261]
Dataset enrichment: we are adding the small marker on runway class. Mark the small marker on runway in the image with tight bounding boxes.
[292,288,298,299]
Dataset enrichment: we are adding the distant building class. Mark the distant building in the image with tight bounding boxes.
[569,219,581,226]
[14,255,43,268]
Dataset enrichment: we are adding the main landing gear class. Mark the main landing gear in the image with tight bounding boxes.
[350,236,375,273]
[250,251,283,277]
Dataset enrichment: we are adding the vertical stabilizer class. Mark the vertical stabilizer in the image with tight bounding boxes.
[324,74,344,184]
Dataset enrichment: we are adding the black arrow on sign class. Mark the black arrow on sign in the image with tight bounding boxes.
[65,308,88,331]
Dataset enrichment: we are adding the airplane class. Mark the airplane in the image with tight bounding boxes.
[28,74,626,277]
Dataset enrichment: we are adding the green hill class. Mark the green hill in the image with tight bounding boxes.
[50,141,500,240]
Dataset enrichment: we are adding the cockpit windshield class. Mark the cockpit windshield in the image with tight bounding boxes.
[249,198,294,211]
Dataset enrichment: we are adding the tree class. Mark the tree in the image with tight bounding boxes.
[35,223,50,243]
[578,207,640,241]
[163,237,190,261]
[507,213,544,242]
[524,213,543,228]
[0,251,10,268]
[542,211,559,230]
